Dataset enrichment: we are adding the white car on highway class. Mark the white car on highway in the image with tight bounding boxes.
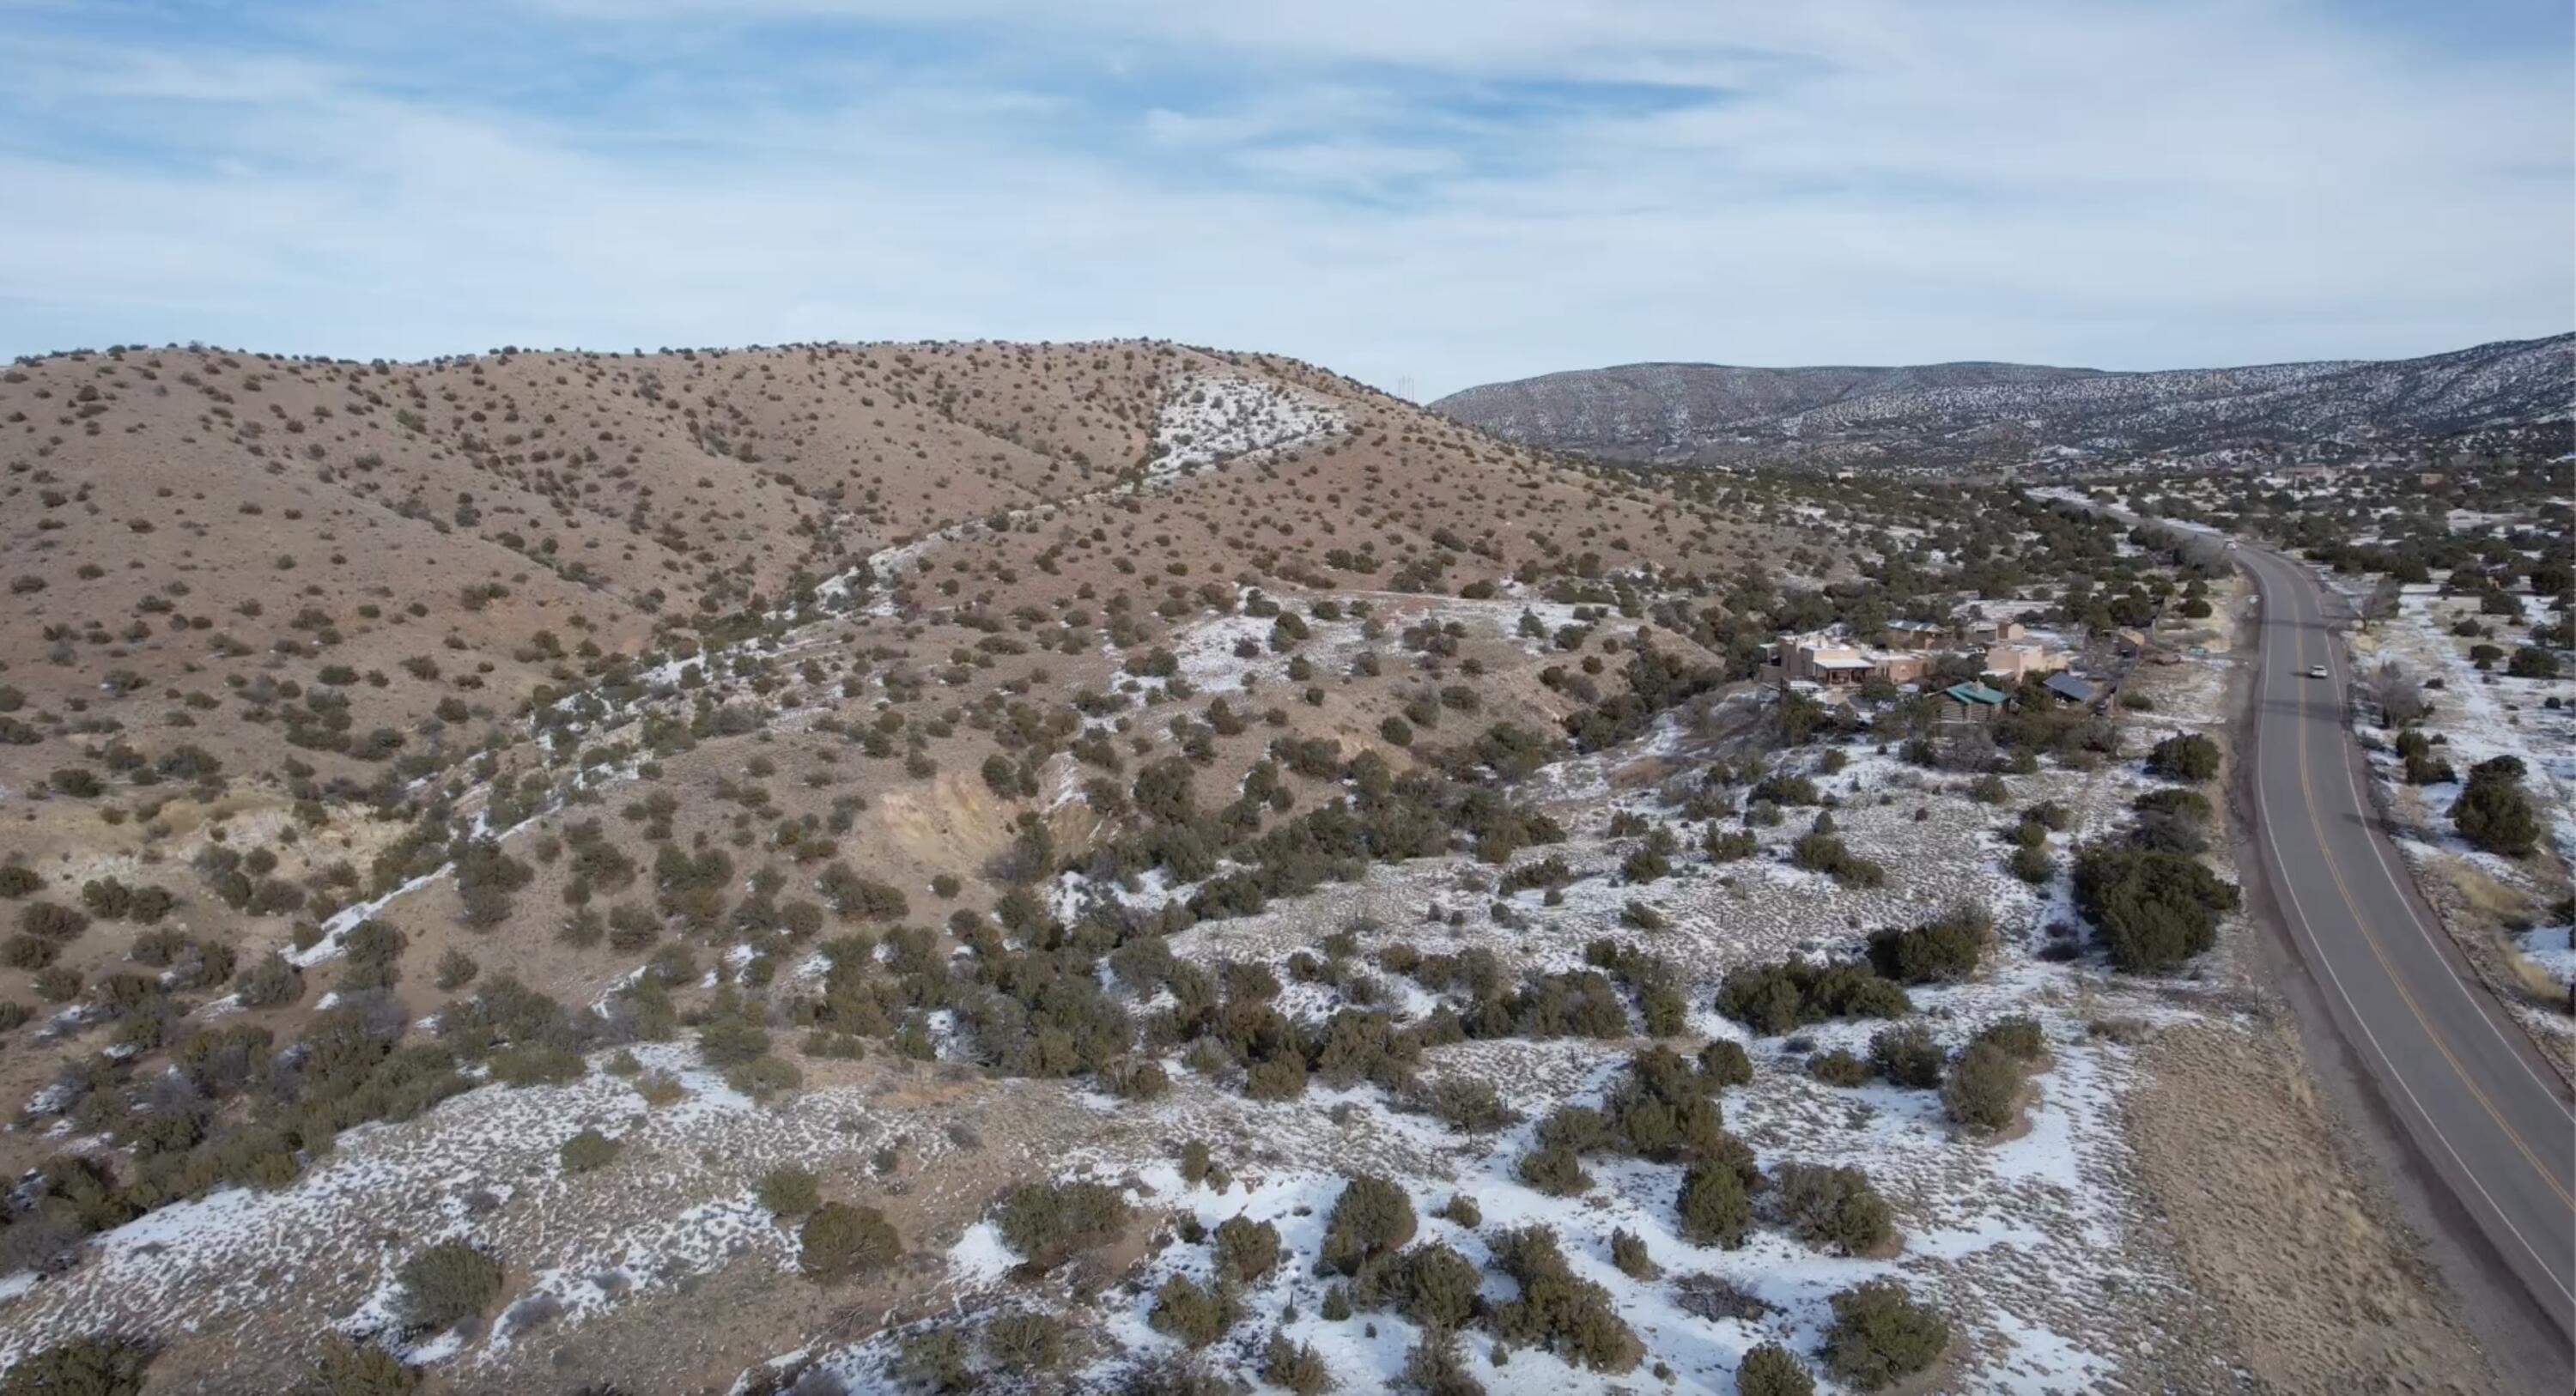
[2306,665,2329,679]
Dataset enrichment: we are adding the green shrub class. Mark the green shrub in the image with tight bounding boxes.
[1675,1160,1751,1247]
[234,950,304,1008]
[0,1335,155,1396]
[1419,1077,1517,1133]
[982,1310,1067,1373]
[1371,1241,1483,1328]
[1147,1274,1240,1347]
[558,1129,618,1174]
[696,1015,771,1067]
[2073,841,2239,974]
[726,1053,803,1100]
[393,1241,503,1332]
[799,1202,900,1281]
[1717,958,1911,1035]
[433,949,479,992]
[756,1166,821,1216]
[1820,1280,1949,1390]
[300,1334,419,1395]
[997,1178,1129,1269]
[1704,827,1758,861]
[2452,756,2541,856]
[1244,1053,1309,1101]
[1400,1326,1485,1396]
[1321,1174,1416,1274]
[19,901,88,943]
[896,1326,973,1393]
[1868,1023,1944,1089]
[488,1046,586,1088]
[1807,1048,1869,1086]
[1941,1041,2026,1134]
[2143,733,2220,783]
[1486,1224,1641,1373]
[1975,1015,2046,1060]
[2133,787,2212,822]
[1594,1044,1731,1162]
[1212,1214,1280,1283]
[1735,1341,1814,1396]
[1516,1144,1593,1196]
[1865,906,1991,984]
[2508,646,2561,679]
[1609,1228,1656,1279]
[1774,1162,1893,1255]
[1698,1039,1753,1089]
[1261,1330,1334,1395]
[1789,832,1886,888]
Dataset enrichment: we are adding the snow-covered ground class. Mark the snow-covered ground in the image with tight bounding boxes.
[2346,578,2575,1037]
[770,654,2252,1393]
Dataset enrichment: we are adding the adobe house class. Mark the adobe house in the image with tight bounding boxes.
[1872,651,1932,685]
[1773,632,1931,689]
[1778,635,1877,688]
[1982,640,2072,681]
[1960,616,2026,645]
[1772,622,2060,694]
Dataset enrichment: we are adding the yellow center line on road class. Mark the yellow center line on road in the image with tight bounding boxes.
[2287,602,2576,1214]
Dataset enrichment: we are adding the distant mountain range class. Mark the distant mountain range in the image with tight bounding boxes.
[1431,333,2573,470]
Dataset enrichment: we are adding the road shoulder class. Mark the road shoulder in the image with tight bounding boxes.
[2216,571,2569,1393]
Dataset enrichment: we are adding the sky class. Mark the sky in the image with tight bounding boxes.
[1,1,2568,399]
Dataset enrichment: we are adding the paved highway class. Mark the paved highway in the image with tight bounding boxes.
[2235,541,2575,1345]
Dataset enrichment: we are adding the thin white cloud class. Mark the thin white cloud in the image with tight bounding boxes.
[0,1,2564,397]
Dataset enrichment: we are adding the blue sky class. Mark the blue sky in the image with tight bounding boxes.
[2,0,2567,398]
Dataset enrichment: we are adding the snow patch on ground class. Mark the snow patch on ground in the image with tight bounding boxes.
[1147,375,1345,481]
[0,1043,981,1376]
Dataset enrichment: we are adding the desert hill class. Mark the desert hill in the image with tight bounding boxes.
[1433,333,2574,470]
[0,336,2507,1395]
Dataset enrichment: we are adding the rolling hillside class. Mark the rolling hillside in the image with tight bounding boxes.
[1434,334,2574,470]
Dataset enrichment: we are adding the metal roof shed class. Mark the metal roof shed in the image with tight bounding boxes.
[2043,673,2098,704]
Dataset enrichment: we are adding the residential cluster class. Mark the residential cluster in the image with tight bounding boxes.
[1767,616,2093,719]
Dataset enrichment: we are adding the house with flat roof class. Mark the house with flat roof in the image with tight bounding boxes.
[1771,631,1933,690]
[1983,640,2072,681]
[1768,622,2068,698]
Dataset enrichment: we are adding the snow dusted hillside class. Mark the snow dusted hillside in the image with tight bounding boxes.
[1434,334,2573,469]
